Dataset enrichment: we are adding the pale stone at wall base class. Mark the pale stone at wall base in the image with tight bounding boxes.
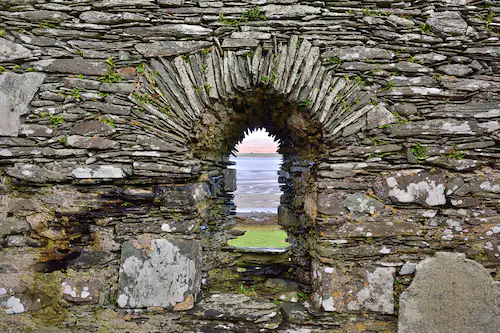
[117,237,202,309]
[398,252,500,333]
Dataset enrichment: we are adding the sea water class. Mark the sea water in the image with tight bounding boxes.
[229,154,282,213]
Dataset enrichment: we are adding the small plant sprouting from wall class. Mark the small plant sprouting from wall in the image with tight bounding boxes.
[445,146,465,160]
[218,6,266,25]
[328,56,343,69]
[410,143,427,162]
[420,23,434,35]
[98,57,123,84]
[238,283,257,297]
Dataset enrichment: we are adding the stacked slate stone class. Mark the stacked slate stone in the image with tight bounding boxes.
[0,0,499,332]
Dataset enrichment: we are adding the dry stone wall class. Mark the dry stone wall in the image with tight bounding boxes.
[0,0,499,332]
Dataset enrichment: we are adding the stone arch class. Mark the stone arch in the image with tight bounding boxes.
[119,34,399,312]
[129,35,394,159]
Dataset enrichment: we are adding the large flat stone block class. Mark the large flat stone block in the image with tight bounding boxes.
[312,261,394,314]
[399,252,500,333]
[117,236,202,309]
[0,72,46,136]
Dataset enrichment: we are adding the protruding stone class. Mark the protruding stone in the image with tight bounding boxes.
[191,293,282,329]
[437,64,473,77]
[323,46,394,61]
[28,58,108,75]
[0,73,46,136]
[399,252,500,333]
[135,41,212,57]
[374,169,447,206]
[366,104,397,129]
[345,193,385,214]
[73,121,115,136]
[313,261,395,314]
[0,38,32,61]
[117,237,202,309]
[66,135,119,150]
[72,165,124,179]
[426,11,468,36]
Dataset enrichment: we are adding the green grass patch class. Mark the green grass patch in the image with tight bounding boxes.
[228,224,290,248]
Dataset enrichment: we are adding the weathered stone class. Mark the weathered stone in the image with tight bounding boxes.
[437,64,473,77]
[61,277,103,304]
[82,101,132,115]
[345,194,385,214]
[0,73,46,137]
[19,124,54,138]
[374,169,447,206]
[0,38,32,61]
[5,235,28,247]
[72,165,125,179]
[399,262,417,275]
[93,0,155,8]
[6,163,70,182]
[223,168,237,192]
[317,192,348,215]
[388,14,415,27]
[381,62,431,73]
[399,252,500,333]
[73,121,115,136]
[99,83,134,94]
[323,46,393,61]
[263,4,321,17]
[221,38,260,49]
[117,237,202,309]
[465,47,500,58]
[426,11,468,36]
[124,25,212,38]
[135,41,212,57]
[28,58,108,75]
[440,77,500,92]
[313,261,394,314]
[66,135,119,150]
[191,293,282,329]
[80,11,149,24]
[0,215,30,238]
[366,104,397,129]
[394,103,418,117]
[413,52,447,64]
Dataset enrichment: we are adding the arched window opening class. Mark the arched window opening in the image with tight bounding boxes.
[227,129,290,249]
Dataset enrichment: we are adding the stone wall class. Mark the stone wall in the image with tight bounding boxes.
[0,0,499,332]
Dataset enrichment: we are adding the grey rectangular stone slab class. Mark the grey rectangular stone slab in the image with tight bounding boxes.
[0,72,46,137]
[117,237,202,309]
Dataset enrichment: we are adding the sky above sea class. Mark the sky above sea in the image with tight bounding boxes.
[235,128,278,154]
[231,129,282,213]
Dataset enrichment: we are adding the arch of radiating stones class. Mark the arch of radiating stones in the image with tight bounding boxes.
[129,35,394,152]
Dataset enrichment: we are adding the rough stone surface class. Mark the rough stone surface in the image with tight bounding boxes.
[0,2,499,332]
[117,237,202,309]
[191,294,282,329]
[135,41,212,57]
[313,261,395,314]
[399,252,500,333]
[0,38,32,61]
[345,193,385,214]
[374,170,447,206]
[426,11,468,35]
[0,73,46,136]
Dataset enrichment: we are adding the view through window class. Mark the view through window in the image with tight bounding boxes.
[227,129,290,249]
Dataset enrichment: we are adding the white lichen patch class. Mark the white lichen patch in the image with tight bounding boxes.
[357,267,395,314]
[5,296,25,314]
[118,239,198,308]
[441,121,473,134]
[387,178,446,206]
[480,181,500,193]
[322,296,336,311]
